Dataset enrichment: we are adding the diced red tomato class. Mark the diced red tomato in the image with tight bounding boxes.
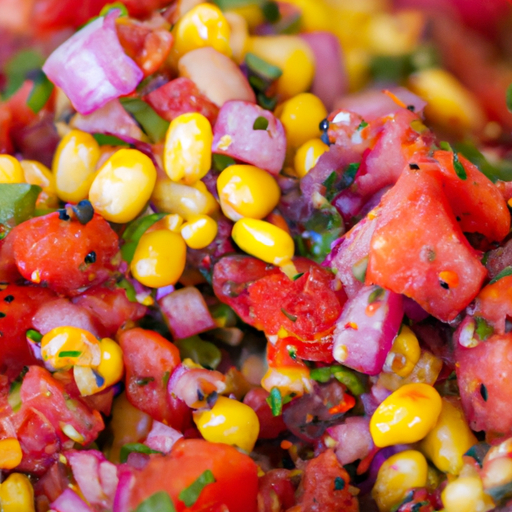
[145,77,219,125]
[72,285,147,338]
[0,284,58,376]
[243,388,287,439]
[297,449,358,512]
[118,328,190,431]
[19,366,104,449]
[11,212,120,296]
[258,469,296,512]
[126,439,259,512]
[0,232,21,282]
[116,20,173,77]
[456,333,512,437]
[0,103,13,154]
[434,150,510,241]
[366,166,487,322]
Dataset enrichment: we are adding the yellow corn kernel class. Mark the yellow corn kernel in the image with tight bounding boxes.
[41,326,101,370]
[152,178,214,219]
[226,5,264,30]
[420,397,477,475]
[52,129,100,203]
[370,383,442,448]
[89,148,157,224]
[232,218,294,267]
[0,155,24,183]
[164,213,184,233]
[217,164,281,221]
[276,93,328,150]
[0,439,23,470]
[247,36,315,99]
[164,113,213,185]
[386,326,421,378]
[20,160,56,194]
[193,396,259,453]
[345,47,371,92]
[294,138,329,178]
[261,366,313,397]
[0,472,35,512]
[171,3,232,62]
[131,229,187,288]
[224,12,249,64]
[442,474,494,512]
[372,450,428,512]
[180,214,218,249]
[408,68,485,134]
[97,337,124,389]
[281,0,331,32]
[191,180,219,215]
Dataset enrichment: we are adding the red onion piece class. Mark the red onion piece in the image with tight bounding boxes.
[212,100,286,175]
[158,286,217,340]
[113,465,135,512]
[66,449,118,510]
[155,284,175,301]
[403,296,430,322]
[144,420,183,454]
[301,31,348,111]
[327,416,374,466]
[51,488,94,512]
[333,285,403,375]
[43,11,143,115]
[71,99,144,140]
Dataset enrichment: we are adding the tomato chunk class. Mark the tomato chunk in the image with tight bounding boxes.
[12,212,120,296]
[118,328,190,430]
[366,165,487,322]
[126,439,259,512]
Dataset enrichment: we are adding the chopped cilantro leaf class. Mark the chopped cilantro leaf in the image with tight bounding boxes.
[178,470,216,507]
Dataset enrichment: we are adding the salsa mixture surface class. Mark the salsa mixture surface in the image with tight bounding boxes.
[1,0,512,511]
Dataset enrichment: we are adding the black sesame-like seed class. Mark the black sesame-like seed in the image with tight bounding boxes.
[440,280,449,290]
[0,312,5,318]
[72,200,95,225]
[319,118,329,131]
[321,131,331,146]
[58,209,70,221]
[409,163,420,170]
[84,251,97,264]
[407,104,415,111]
[480,383,488,402]
[3,295,14,303]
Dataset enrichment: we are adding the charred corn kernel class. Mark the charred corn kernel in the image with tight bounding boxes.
[97,338,124,389]
[20,160,56,194]
[247,36,315,98]
[0,439,23,470]
[41,326,101,370]
[193,396,259,452]
[420,397,477,475]
[52,129,100,202]
[232,218,295,267]
[152,178,213,219]
[261,366,313,397]
[294,138,329,178]
[370,383,442,447]
[372,450,428,512]
[0,155,24,183]
[408,68,485,133]
[442,474,494,512]
[180,214,218,249]
[282,0,331,31]
[217,164,281,221]
[0,472,35,512]
[131,229,187,288]
[164,113,213,185]
[385,326,421,378]
[171,3,231,62]
[365,11,425,56]
[89,148,157,223]
[225,12,248,64]
[276,93,328,150]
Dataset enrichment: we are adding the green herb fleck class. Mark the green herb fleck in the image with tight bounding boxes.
[267,387,283,416]
[261,1,280,23]
[281,308,297,322]
[92,133,130,147]
[489,266,512,285]
[178,470,216,507]
[439,141,452,152]
[135,491,176,512]
[368,286,385,304]
[352,256,368,283]
[334,477,345,490]
[453,153,467,180]
[212,153,235,172]
[26,71,54,114]
[292,272,304,281]
[357,120,368,130]
[507,84,512,113]
[135,377,155,387]
[121,212,168,263]
[120,98,169,143]
[58,350,82,358]
[120,443,163,464]
[26,329,43,343]
[474,316,494,341]
[287,345,297,360]
[253,116,269,130]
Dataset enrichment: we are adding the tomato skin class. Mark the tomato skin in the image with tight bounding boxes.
[472,275,512,334]
[126,439,259,512]
[366,165,487,322]
[118,328,190,430]
[12,212,120,296]
[0,284,58,376]
[434,150,510,242]
[456,333,512,437]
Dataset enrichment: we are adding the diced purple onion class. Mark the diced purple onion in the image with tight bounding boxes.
[113,465,135,512]
[51,488,94,512]
[144,420,183,454]
[43,11,143,115]
[327,416,374,466]
[333,285,404,375]
[155,284,175,301]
